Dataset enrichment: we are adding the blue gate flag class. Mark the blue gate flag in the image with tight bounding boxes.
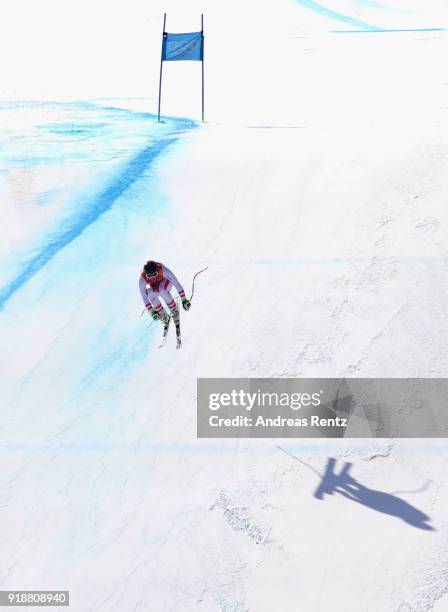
[162,31,203,61]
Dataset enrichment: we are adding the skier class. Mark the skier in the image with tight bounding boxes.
[139,260,191,322]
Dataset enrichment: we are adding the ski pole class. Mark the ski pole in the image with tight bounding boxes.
[189,267,208,302]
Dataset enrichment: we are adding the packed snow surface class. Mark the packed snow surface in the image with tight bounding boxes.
[1,0,448,610]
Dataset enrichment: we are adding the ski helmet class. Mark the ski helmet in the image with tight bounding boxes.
[144,260,158,278]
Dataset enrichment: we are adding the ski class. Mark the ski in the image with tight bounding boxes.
[173,306,182,350]
[158,315,171,348]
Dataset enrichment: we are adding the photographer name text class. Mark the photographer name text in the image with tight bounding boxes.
[208,415,347,428]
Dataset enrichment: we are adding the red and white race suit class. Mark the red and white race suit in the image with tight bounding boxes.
[139,262,186,316]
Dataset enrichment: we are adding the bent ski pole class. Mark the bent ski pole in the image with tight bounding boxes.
[189,267,208,302]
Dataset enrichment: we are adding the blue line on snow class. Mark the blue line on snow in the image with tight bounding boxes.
[0,136,179,311]
[349,0,411,12]
[0,442,447,453]
[332,27,445,33]
[350,0,391,9]
[294,0,379,30]
[176,257,448,266]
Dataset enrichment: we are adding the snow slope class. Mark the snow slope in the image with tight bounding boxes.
[1,0,448,610]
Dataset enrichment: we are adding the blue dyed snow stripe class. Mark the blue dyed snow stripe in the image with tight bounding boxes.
[0,442,447,453]
[176,256,448,266]
[0,137,178,311]
[294,0,379,30]
[349,0,410,12]
[332,27,445,33]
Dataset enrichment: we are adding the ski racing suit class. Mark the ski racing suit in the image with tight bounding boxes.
[139,262,186,318]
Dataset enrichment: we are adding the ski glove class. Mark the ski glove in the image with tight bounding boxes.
[182,298,191,311]
[148,308,161,321]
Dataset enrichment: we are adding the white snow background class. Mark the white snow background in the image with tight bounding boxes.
[1,0,448,610]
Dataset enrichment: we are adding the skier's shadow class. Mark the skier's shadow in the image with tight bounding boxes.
[314,457,434,531]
